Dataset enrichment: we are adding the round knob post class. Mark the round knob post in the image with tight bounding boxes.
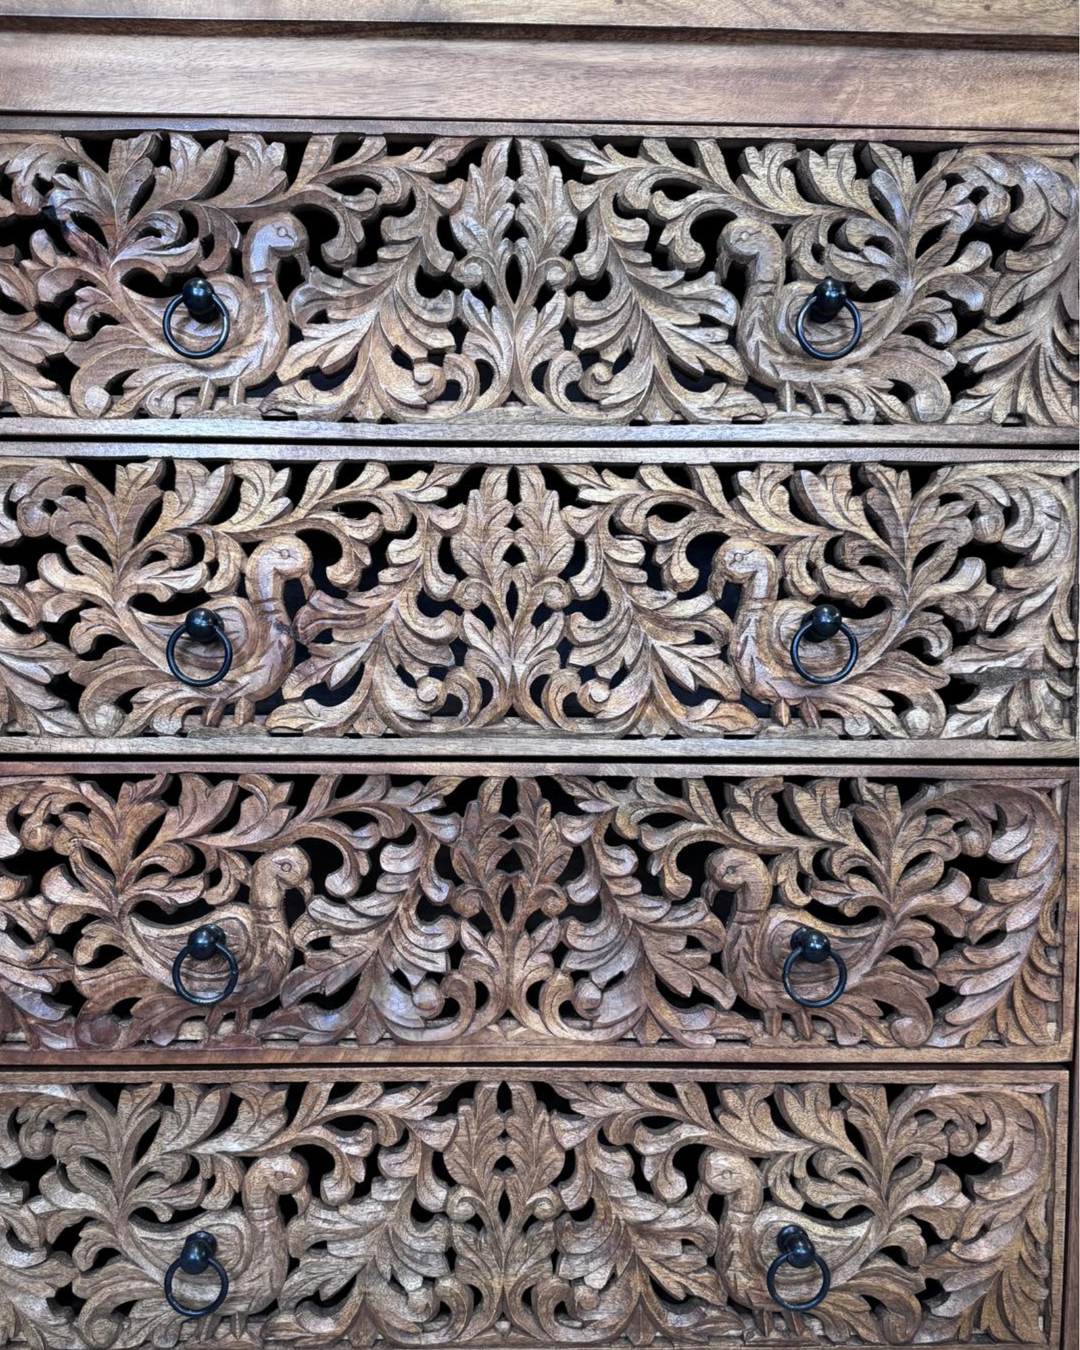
[783,926,847,1008]
[808,277,847,321]
[180,277,218,320]
[806,604,842,640]
[164,1230,229,1318]
[790,605,858,685]
[178,1231,216,1275]
[171,925,239,1006]
[766,1223,831,1312]
[165,609,233,688]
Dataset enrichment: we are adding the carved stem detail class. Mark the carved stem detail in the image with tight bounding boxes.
[0,457,1074,741]
[0,770,1067,1056]
[0,133,1076,426]
[0,1072,1059,1347]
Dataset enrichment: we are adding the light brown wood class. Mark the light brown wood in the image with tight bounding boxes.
[0,454,1072,747]
[0,1066,1067,1349]
[0,130,1074,430]
[0,0,1075,41]
[0,763,1071,1063]
[1,30,1076,130]
[2,419,1077,447]
[0,14,1075,1348]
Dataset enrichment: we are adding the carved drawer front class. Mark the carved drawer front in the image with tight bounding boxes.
[0,451,1075,750]
[0,128,1076,434]
[0,762,1072,1064]
[0,1068,1066,1350]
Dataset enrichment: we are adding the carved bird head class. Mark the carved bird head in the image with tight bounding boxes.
[254,845,313,904]
[706,847,769,892]
[243,212,310,277]
[720,217,783,277]
[702,1150,762,1206]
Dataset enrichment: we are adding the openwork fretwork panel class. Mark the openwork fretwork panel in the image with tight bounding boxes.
[0,456,1074,744]
[0,1071,1064,1348]
[0,131,1076,427]
[0,767,1070,1059]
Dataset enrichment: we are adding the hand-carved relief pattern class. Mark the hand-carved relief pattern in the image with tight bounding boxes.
[0,132,1075,426]
[0,457,1074,742]
[0,770,1066,1056]
[0,1072,1058,1347]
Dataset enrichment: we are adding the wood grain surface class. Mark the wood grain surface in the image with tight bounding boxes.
[0,762,1071,1064]
[0,454,1072,748]
[0,0,1075,41]
[1,28,1076,130]
[0,1066,1068,1350]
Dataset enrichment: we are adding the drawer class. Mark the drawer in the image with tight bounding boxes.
[0,449,1075,752]
[0,1067,1066,1349]
[0,761,1072,1064]
[0,127,1075,437]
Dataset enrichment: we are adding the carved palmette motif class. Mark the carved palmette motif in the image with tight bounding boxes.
[0,769,1068,1057]
[0,131,1076,426]
[0,456,1074,742]
[0,1070,1061,1348]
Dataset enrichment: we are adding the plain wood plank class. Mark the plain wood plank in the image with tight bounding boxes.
[0,1041,1072,1067]
[0,733,1075,759]
[0,438,1075,465]
[1,757,1072,780]
[0,0,1075,41]
[0,419,1076,451]
[1,29,1076,131]
[3,113,1075,146]
[0,1064,1064,1086]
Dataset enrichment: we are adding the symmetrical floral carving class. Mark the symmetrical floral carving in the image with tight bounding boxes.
[0,456,1074,743]
[0,132,1075,426]
[0,769,1068,1057]
[0,1071,1059,1347]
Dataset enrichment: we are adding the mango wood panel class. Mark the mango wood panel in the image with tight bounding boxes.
[0,1,1075,41]
[0,131,1076,429]
[2,29,1076,131]
[0,763,1072,1064]
[0,454,1073,747]
[0,1068,1067,1349]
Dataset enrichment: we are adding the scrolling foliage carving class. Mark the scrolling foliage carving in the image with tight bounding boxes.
[0,132,1075,426]
[0,770,1066,1057]
[0,1072,1059,1347]
[0,456,1073,742]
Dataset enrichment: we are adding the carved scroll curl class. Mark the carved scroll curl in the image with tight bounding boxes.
[0,457,1073,742]
[0,1072,1058,1347]
[0,771,1067,1057]
[0,133,1076,426]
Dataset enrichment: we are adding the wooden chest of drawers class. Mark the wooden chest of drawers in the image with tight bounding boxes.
[0,6,1076,1349]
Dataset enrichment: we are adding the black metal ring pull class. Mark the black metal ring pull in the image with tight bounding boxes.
[782,926,847,1008]
[171,925,239,1006]
[166,608,233,687]
[164,1231,229,1318]
[766,1224,831,1313]
[163,278,230,359]
[790,604,858,685]
[796,277,861,361]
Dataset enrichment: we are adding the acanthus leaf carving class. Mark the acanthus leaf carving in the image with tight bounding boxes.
[0,456,1072,744]
[0,769,1067,1059]
[4,1071,1056,1347]
[0,132,1075,426]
